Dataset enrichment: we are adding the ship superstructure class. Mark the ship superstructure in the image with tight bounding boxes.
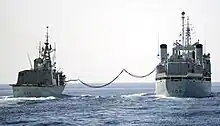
[10,26,66,97]
[155,12,211,97]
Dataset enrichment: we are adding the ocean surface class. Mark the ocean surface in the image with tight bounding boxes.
[0,83,220,126]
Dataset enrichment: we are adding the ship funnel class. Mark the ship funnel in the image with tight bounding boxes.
[195,44,203,64]
[160,44,167,62]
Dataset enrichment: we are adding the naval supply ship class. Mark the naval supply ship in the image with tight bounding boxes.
[10,26,66,97]
[156,12,211,97]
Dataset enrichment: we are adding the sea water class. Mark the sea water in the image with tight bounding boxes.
[0,83,220,126]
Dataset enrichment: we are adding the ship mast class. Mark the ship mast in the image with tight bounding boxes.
[186,17,191,47]
[157,32,160,57]
[186,16,191,56]
[181,11,185,49]
[39,41,41,58]
[46,26,49,44]
[41,26,53,69]
[43,26,52,60]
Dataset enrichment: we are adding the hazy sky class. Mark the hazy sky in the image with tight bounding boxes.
[0,0,220,84]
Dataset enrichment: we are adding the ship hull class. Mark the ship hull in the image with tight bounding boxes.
[156,79,211,98]
[11,85,65,97]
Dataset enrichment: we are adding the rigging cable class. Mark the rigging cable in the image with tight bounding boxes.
[78,69,124,88]
[65,67,157,88]
[65,69,124,88]
[123,68,156,78]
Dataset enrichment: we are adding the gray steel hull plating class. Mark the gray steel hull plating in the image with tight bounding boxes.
[12,85,65,97]
[156,79,211,97]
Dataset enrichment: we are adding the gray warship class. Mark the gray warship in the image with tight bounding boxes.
[10,26,66,97]
[156,12,211,97]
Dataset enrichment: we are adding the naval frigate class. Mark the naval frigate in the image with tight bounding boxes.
[156,12,211,97]
[10,26,66,97]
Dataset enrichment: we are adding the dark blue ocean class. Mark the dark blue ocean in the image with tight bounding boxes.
[0,83,220,126]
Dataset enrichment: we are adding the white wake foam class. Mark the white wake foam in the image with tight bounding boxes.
[0,96,56,101]
[121,93,148,98]
[81,94,92,97]
[0,95,56,107]
[154,94,179,100]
